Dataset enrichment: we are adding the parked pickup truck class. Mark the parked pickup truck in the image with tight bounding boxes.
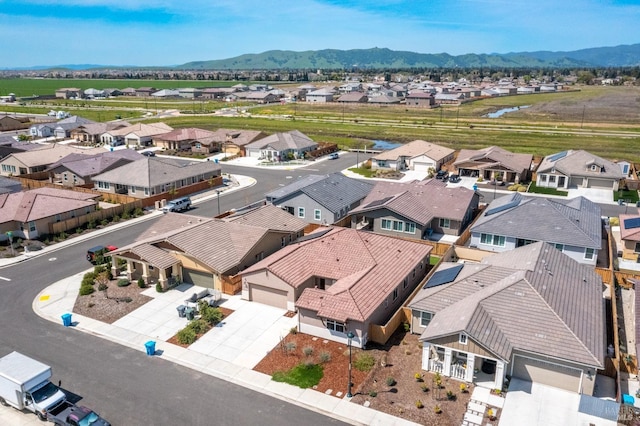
[47,400,110,426]
[0,352,67,421]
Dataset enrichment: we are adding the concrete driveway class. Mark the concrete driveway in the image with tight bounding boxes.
[500,379,619,426]
[112,283,296,369]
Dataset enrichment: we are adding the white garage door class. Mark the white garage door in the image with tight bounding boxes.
[413,162,433,172]
[512,356,582,393]
[588,178,613,189]
[182,268,214,288]
[250,284,287,309]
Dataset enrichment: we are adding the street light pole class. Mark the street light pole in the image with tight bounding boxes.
[216,190,221,216]
[347,331,355,398]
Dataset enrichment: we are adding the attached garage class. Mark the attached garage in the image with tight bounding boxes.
[512,355,582,393]
[412,161,434,172]
[250,284,287,309]
[182,268,214,288]
[587,178,613,189]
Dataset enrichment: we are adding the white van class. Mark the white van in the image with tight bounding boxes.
[162,197,191,213]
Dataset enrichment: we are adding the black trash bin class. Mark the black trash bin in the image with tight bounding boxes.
[176,305,186,318]
[185,307,195,321]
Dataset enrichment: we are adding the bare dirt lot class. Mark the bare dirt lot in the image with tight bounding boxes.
[73,280,152,324]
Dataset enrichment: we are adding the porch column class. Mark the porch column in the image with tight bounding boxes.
[126,260,133,281]
[422,343,431,370]
[110,256,118,279]
[465,355,476,382]
[141,263,150,285]
[494,361,505,390]
[514,174,520,184]
[443,348,453,377]
[158,268,168,290]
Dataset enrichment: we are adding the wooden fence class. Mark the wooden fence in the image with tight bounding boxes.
[48,202,145,235]
[615,271,639,289]
[368,307,411,346]
[595,268,614,285]
[221,274,242,295]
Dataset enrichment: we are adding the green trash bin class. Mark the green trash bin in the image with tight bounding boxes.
[185,307,195,321]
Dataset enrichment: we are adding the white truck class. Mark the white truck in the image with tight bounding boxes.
[0,352,67,421]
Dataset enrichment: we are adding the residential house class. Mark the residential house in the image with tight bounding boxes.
[213,129,266,157]
[101,122,173,147]
[120,88,137,96]
[454,146,533,183]
[178,88,203,99]
[405,92,435,108]
[135,87,156,97]
[536,150,624,190]
[245,130,318,161]
[46,149,143,187]
[108,206,305,289]
[371,140,454,172]
[29,123,56,138]
[367,94,401,105]
[0,116,30,132]
[409,242,604,394]
[435,93,465,104]
[265,173,374,224]
[244,91,279,104]
[53,116,95,139]
[0,145,103,177]
[55,88,82,99]
[92,156,221,198]
[153,128,219,153]
[619,213,640,262]
[336,92,368,103]
[0,137,45,160]
[241,226,432,347]
[470,193,602,266]
[0,187,99,241]
[350,179,479,239]
[70,121,132,145]
[151,89,180,98]
[305,88,335,103]
[83,88,106,99]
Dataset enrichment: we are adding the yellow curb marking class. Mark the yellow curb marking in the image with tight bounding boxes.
[39,295,50,301]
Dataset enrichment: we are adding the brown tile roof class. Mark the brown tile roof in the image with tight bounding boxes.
[108,122,173,137]
[619,214,640,242]
[454,145,532,174]
[223,204,307,233]
[244,227,432,322]
[373,140,454,162]
[412,242,604,368]
[350,179,477,224]
[0,188,97,223]
[153,128,218,143]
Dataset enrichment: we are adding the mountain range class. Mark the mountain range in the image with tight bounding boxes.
[7,44,640,71]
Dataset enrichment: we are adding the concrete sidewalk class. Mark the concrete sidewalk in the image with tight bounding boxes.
[30,274,418,426]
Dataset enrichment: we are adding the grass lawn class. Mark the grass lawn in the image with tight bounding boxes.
[348,166,376,178]
[614,189,640,203]
[527,182,568,196]
[429,256,441,266]
[272,363,323,388]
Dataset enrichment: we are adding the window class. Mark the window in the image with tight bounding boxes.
[439,218,450,229]
[298,207,305,218]
[459,333,468,345]
[281,237,286,247]
[63,173,68,182]
[28,221,36,232]
[404,222,416,233]
[314,209,321,221]
[130,186,136,194]
[540,174,547,183]
[635,242,640,254]
[480,233,505,247]
[392,287,398,301]
[144,188,149,196]
[73,175,77,184]
[381,219,392,230]
[549,175,556,184]
[55,214,61,223]
[420,311,433,327]
[326,319,345,333]
[584,248,595,260]
[393,220,403,231]
[255,252,264,261]
[195,142,202,149]
[554,243,564,252]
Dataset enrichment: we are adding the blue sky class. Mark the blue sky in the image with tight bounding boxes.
[1,0,639,67]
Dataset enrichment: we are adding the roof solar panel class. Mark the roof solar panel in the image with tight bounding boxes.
[548,151,568,162]
[424,264,464,289]
[294,228,332,243]
[485,193,522,216]
[624,217,640,229]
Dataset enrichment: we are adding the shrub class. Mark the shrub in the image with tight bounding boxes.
[187,319,209,334]
[368,390,377,397]
[137,278,146,288]
[121,209,131,220]
[415,373,423,382]
[75,228,83,235]
[460,383,469,393]
[421,385,429,393]
[289,326,298,335]
[117,279,130,287]
[79,285,95,296]
[303,359,315,368]
[354,353,376,372]
[155,283,163,293]
[386,377,396,387]
[112,214,120,223]
[101,219,109,227]
[176,327,197,345]
[405,349,411,355]
[446,390,456,400]
[98,283,108,291]
[86,219,96,229]
[302,346,314,357]
[134,207,144,217]
[434,405,442,414]
[122,297,132,303]
[87,302,95,308]
[403,322,410,332]
[200,306,223,326]
[415,400,424,409]
[94,265,107,275]
[284,342,297,354]
[81,272,97,287]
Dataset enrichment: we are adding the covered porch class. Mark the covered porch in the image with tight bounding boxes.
[422,342,506,390]
[109,244,180,290]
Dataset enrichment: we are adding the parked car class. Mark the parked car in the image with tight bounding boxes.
[328,152,339,160]
[435,170,449,180]
[448,174,461,183]
[86,245,118,264]
[161,197,191,213]
[47,401,110,426]
[141,151,155,157]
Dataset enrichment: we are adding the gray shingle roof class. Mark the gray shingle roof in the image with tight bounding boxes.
[266,173,374,214]
[454,146,532,174]
[537,149,625,180]
[373,140,454,162]
[246,130,317,151]
[412,242,604,368]
[471,194,602,249]
[223,203,307,232]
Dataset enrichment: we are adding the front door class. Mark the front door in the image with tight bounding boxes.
[558,176,566,187]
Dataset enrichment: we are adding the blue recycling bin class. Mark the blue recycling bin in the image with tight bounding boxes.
[144,340,156,356]
[61,313,72,327]
[623,393,635,405]
[214,158,219,164]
